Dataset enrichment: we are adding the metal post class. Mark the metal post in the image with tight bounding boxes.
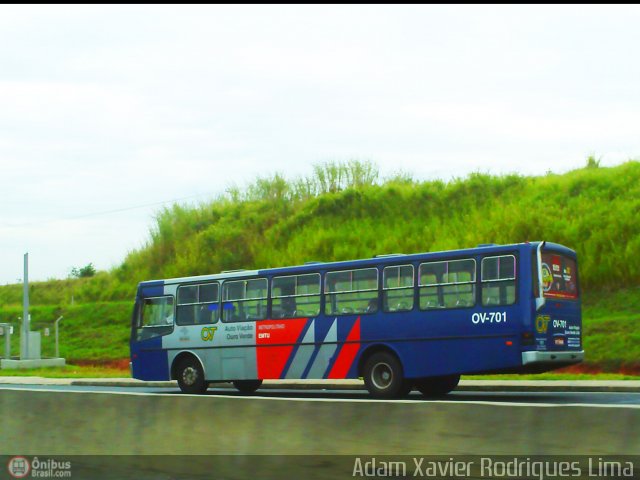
[55,316,63,358]
[22,252,30,359]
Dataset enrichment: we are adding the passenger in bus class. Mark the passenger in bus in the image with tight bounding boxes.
[281,297,297,318]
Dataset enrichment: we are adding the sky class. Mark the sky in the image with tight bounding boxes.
[1,5,639,285]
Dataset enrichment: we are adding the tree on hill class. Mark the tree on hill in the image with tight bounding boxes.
[70,263,96,278]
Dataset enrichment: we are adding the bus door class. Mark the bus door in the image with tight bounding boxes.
[131,294,173,380]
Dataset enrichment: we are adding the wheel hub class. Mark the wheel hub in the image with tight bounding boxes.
[183,366,198,386]
[371,362,393,390]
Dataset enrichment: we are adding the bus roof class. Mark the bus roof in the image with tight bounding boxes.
[138,241,576,287]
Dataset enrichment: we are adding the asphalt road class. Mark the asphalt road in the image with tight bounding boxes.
[1,383,639,406]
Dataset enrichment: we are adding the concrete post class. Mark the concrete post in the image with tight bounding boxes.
[1,324,11,359]
[21,253,30,359]
[5,325,9,359]
[55,316,63,358]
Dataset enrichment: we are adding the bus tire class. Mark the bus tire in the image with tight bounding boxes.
[363,351,405,399]
[176,357,208,394]
[233,380,263,394]
[415,374,460,397]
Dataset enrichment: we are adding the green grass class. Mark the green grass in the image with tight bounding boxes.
[581,288,640,370]
[0,302,131,361]
[0,364,127,378]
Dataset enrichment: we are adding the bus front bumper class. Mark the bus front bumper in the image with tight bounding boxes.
[522,350,584,366]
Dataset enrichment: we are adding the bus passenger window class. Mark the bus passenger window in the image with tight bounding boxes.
[383,265,414,312]
[481,255,516,307]
[272,273,321,319]
[325,268,378,315]
[176,282,219,325]
[222,278,268,322]
[419,259,476,310]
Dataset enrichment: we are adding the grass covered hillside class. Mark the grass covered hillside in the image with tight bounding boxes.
[0,160,638,370]
[118,160,640,293]
[2,160,639,304]
[0,302,130,362]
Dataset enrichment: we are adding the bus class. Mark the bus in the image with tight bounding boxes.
[130,241,583,398]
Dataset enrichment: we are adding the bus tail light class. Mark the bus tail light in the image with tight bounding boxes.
[521,332,534,346]
[505,341,513,346]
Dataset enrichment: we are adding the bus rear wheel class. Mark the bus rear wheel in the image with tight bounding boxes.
[176,357,208,394]
[415,374,460,397]
[233,380,263,394]
[363,351,406,399]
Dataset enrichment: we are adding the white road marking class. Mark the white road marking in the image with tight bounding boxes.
[0,386,639,408]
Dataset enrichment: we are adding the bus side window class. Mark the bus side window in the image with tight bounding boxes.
[137,296,174,340]
[176,283,219,325]
[419,259,476,310]
[419,262,443,309]
[325,268,378,316]
[481,255,516,307]
[222,279,268,322]
[272,273,321,319]
[383,265,414,312]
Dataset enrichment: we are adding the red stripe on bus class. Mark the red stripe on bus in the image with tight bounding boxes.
[256,318,307,379]
[327,317,361,379]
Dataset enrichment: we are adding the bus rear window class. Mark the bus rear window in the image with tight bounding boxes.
[541,253,578,299]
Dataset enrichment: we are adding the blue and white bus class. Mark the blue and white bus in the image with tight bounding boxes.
[130,241,583,398]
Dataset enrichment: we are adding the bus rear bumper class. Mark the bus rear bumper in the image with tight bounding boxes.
[522,350,584,366]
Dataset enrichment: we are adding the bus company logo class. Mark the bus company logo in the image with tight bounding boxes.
[201,326,218,342]
[535,315,551,334]
[7,456,30,478]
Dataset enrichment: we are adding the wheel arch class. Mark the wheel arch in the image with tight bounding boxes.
[170,350,206,381]
[356,343,404,377]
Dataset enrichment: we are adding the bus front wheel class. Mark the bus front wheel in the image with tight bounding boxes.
[176,357,208,394]
[415,374,460,397]
[233,380,263,394]
[363,351,406,399]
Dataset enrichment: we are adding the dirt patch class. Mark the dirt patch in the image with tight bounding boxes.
[619,364,640,376]
[555,364,604,374]
[555,362,640,376]
[72,359,130,370]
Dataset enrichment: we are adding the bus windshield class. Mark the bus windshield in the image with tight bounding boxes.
[541,252,578,300]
